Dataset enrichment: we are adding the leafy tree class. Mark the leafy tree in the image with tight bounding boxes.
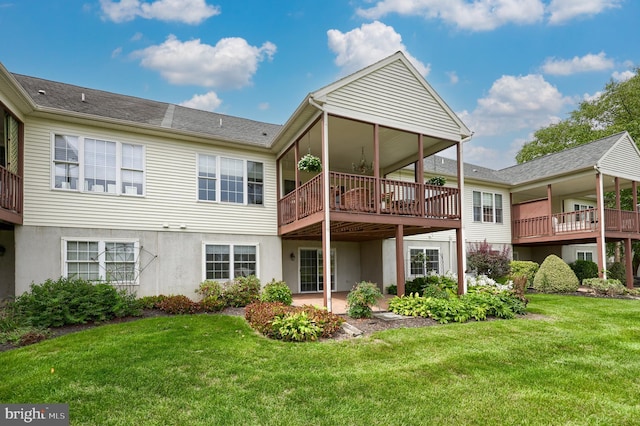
[516,68,640,163]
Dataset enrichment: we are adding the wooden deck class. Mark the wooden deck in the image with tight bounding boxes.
[512,208,640,244]
[278,172,461,240]
[0,166,22,224]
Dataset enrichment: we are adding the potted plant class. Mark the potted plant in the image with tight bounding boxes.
[427,176,446,186]
[298,153,322,173]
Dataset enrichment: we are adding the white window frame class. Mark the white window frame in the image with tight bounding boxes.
[473,190,503,224]
[51,133,145,196]
[408,247,441,277]
[202,242,260,281]
[576,250,594,262]
[62,238,140,284]
[197,153,264,205]
[298,248,336,293]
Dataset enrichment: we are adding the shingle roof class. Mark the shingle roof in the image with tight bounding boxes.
[422,155,510,185]
[12,74,282,147]
[495,132,624,184]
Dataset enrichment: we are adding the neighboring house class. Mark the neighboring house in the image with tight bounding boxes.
[1,51,638,307]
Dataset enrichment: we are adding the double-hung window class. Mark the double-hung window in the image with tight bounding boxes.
[577,251,593,262]
[198,154,263,205]
[64,239,139,284]
[53,134,144,195]
[409,248,440,276]
[473,191,503,223]
[204,244,258,280]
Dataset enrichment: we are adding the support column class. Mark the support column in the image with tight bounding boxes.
[456,227,464,295]
[321,111,332,311]
[596,172,607,279]
[625,238,634,289]
[456,141,466,294]
[396,225,405,296]
[547,184,553,235]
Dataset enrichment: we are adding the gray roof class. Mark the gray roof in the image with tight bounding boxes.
[496,132,624,184]
[422,155,510,185]
[12,74,282,147]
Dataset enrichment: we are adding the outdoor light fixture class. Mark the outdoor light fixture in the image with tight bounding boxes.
[290,252,295,261]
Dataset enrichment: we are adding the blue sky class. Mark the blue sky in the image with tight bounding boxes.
[1,0,639,169]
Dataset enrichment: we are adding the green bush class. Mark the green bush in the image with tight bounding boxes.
[136,295,167,310]
[386,284,397,295]
[583,278,626,296]
[223,275,261,307]
[569,260,599,283]
[298,305,344,338]
[607,262,626,283]
[272,311,321,342]
[13,277,141,328]
[347,281,383,319]
[156,295,201,315]
[245,302,343,340]
[260,279,293,305]
[195,280,226,312]
[510,261,539,287]
[533,255,580,293]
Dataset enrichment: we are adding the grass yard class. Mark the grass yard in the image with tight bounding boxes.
[1,294,640,425]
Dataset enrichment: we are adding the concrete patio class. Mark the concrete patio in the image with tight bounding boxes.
[291,291,393,314]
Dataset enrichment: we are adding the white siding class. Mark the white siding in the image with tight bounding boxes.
[326,60,461,140]
[465,184,512,244]
[598,135,640,181]
[22,117,278,235]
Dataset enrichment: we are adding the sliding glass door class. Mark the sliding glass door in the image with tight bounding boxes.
[299,248,336,293]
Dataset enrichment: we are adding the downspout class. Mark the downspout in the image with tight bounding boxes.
[309,97,332,312]
[458,132,473,294]
[595,165,607,280]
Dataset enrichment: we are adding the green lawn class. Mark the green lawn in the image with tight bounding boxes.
[2,294,640,425]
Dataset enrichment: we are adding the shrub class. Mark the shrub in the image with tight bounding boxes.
[223,275,261,307]
[346,281,383,319]
[533,255,580,293]
[13,277,141,328]
[404,277,426,295]
[570,260,599,283]
[272,311,321,342]
[583,278,626,296]
[510,261,539,287]
[156,295,201,315]
[260,280,293,305]
[245,302,293,337]
[195,280,226,312]
[386,284,397,295]
[467,240,511,280]
[607,262,626,283]
[299,305,344,338]
[136,295,167,310]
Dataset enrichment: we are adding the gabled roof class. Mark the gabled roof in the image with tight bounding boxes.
[12,74,281,147]
[496,132,630,184]
[421,155,510,185]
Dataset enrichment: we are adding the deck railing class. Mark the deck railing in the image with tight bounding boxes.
[512,208,640,239]
[0,166,22,214]
[278,171,460,226]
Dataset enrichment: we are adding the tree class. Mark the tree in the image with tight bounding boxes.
[516,68,640,163]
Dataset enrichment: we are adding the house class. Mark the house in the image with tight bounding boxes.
[0,52,471,308]
[1,50,638,308]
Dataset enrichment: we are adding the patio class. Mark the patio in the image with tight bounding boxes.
[291,291,393,314]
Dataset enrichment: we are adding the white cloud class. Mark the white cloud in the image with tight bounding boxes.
[111,47,123,58]
[258,102,270,111]
[357,0,545,31]
[180,91,222,111]
[447,71,459,84]
[100,0,220,24]
[132,35,276,89]
[460,74,572,136]
[547,0,622,25]
[327,21,429,76]
[612,70,635,82]
[542,52,614,75]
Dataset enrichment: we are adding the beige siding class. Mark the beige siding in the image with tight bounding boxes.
[465,184,512,244]
[23,117,278,235]
[326,60,461,140]
[598,135,640,181]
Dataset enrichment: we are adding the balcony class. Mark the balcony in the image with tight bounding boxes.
[278,172,460,240]
[512,208,640,244]
[0,166,22,224]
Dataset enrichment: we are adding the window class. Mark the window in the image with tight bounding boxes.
[64,239,138,283]
[52,134,144,195]
[204,244,258,280]
[473,191,503,223]
[198,154,263,205]
[577,251,593,262]
[299,248,336,293]
[409,248,440,276]
[573,203,594,222]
